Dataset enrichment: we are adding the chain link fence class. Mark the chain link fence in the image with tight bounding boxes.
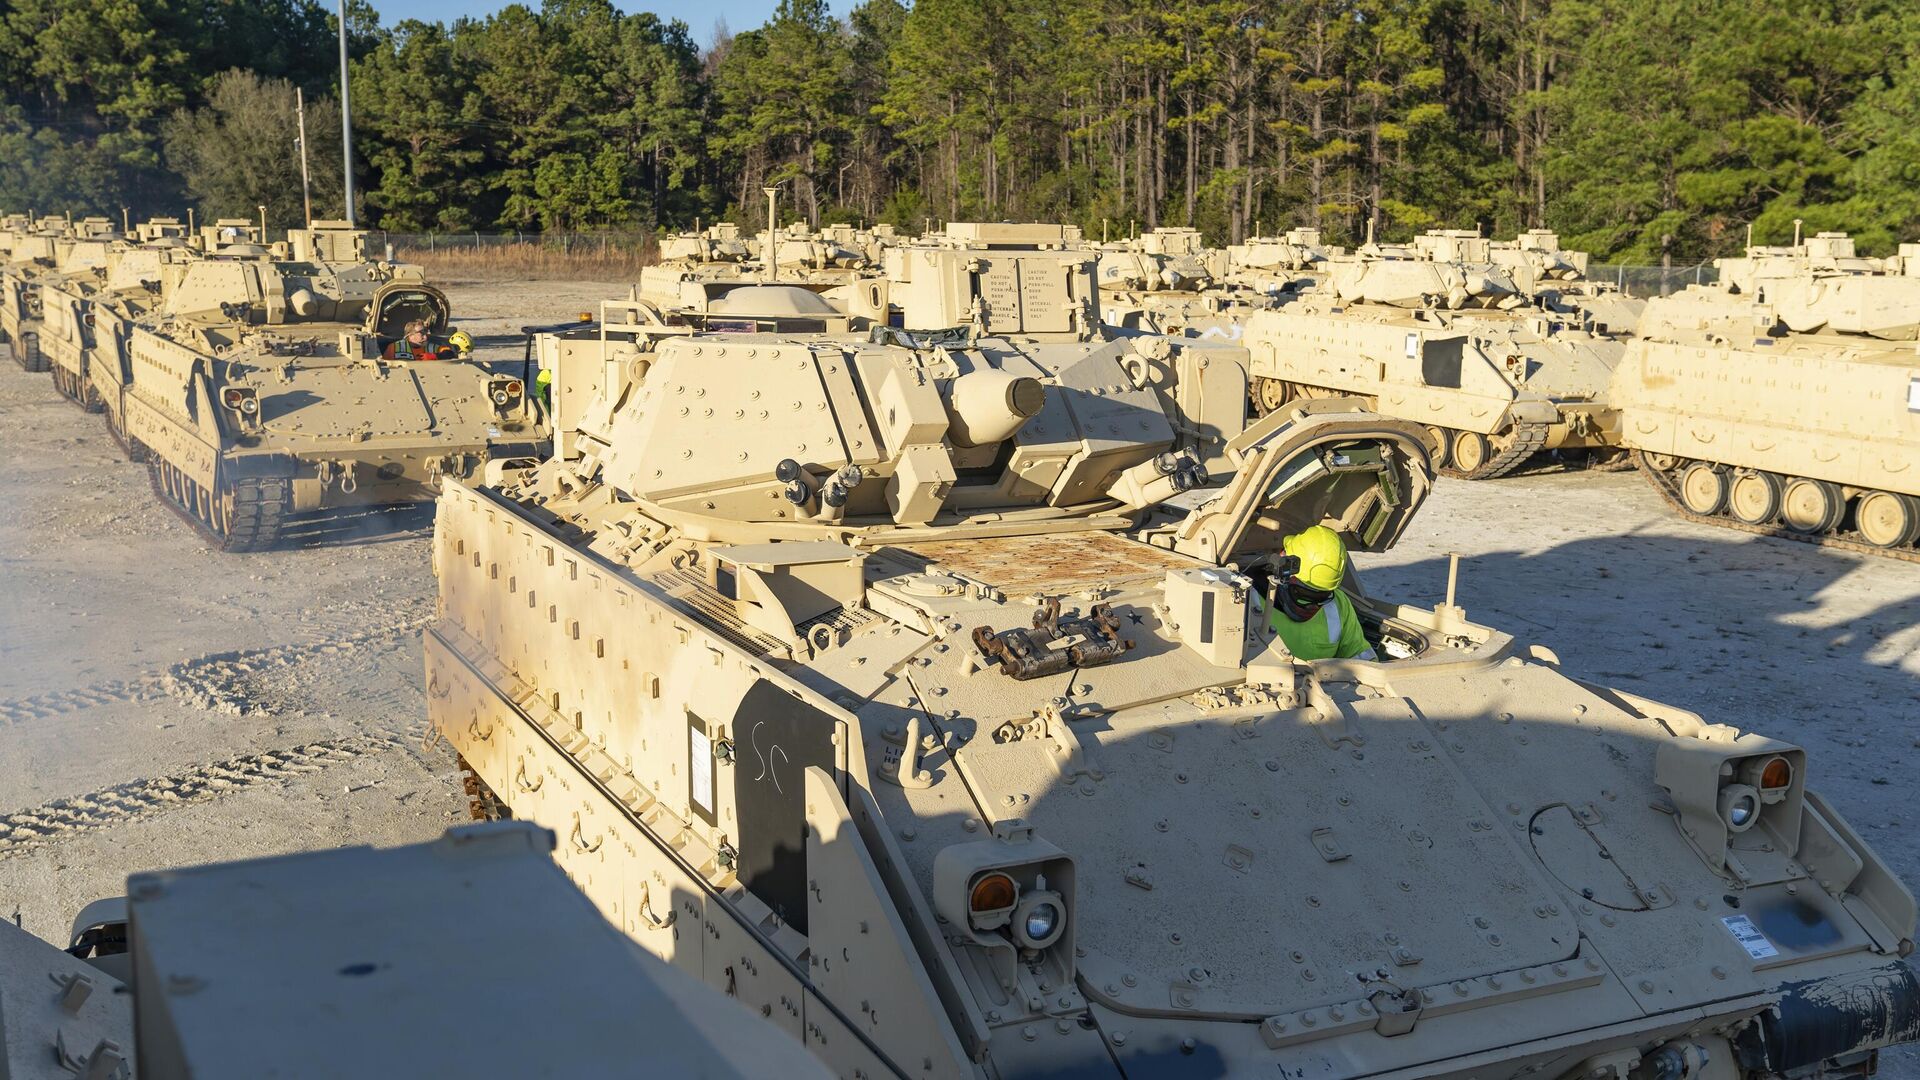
[1588,262,1719,298]
[381,231,655,255]
[381,231,659,280]
[372,231,1723,297]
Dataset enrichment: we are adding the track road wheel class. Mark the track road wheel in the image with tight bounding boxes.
[1727,471,1784,525]
[1643,452,1682,473]
[1423,426,1451,471]
[1251,377,1292,416]
[1678,462,1729,516]
[1780,477,1844,535]
[1855,491,1920,549]
[1450,430,1491,475]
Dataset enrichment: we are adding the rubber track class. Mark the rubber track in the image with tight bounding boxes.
[103,408,147,462]
[10,332,45,372]
[0,736,403,859]
[1442,421,1550,480]
[50,365,83,407]
[459,755,512,822]
[217,476,290,552]
[146,460,290,553]
[1635,452,1920,565]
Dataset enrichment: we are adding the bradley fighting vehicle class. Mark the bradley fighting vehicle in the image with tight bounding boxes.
[1094,226,1268,338]
[1242,231,1627,479]
[1616,230,1920,558]
[1220,226,1340,300]
[0,822,828,1079]
[1487,229,1645,334]
[121,249,543,551]
[0,214,74,371]
[643,217,886,318]
[36,220,162,410]
[426,224,1919,1078]
[73,219,201,444]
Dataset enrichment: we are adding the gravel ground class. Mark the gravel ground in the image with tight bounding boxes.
[0,279,1914,1071]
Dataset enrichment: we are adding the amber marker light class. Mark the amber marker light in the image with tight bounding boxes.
[1759,757,1793,791]
[970,872,1017,915]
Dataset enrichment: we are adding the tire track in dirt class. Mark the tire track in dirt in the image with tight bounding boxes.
[0,613,434,725]
[0,734,413,859]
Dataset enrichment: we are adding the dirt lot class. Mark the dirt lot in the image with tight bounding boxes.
[1,280,1916,1067]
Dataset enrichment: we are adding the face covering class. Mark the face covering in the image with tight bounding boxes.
[1278,576,1334,622]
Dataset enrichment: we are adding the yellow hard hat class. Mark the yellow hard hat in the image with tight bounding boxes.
[1282,525,1347,591]
[448,328,474,352]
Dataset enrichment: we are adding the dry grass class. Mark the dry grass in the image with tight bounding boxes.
[395,241,656,282]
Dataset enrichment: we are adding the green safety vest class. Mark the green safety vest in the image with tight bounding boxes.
[1267,589,1371,661]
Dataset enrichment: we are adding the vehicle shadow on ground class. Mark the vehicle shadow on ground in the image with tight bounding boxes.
[274,503,435,549]
[1363,526,1920,728]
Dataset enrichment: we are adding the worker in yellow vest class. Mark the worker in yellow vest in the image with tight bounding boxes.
[1265,525,1376,661]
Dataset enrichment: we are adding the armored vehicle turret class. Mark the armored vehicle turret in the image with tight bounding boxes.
[284,218,370,265]
[428,226,1918,1079]
[1221,226,1341,298]
[1616,231,1920,556]
[1096,227,1294,337]
[1488,230,1645,333]
[1243,234,1626,478]
[193,217,268,256]
[121,254,544,551]
[642,219,883,318]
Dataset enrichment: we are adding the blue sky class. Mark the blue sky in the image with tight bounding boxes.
[369,0,782,45]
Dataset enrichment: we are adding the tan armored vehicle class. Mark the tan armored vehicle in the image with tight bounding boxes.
[1221,226,1341,298]
[77,222,201,449]
[121,253,543,551]
[1487,229,1645,333]
[0,215,68,371]
[1616,231,1920,557]
[428,226,1917,1078]
[35,222,133,408]
[1,822,827,1078]
[1095,227,1257,336]
[1242,235,1625,478]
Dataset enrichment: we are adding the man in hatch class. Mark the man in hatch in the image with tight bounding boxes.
[383,322,474,361]
[1263,525,1377,661]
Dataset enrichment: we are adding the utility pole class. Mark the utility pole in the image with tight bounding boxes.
[336,0,356,226]
[764,186,779,284]
[296,87,313,228]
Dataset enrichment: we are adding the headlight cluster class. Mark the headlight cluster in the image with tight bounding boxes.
[933,833,1077,976]
[220,387,259,415]
[488,379,523,407]
[966,869,1067,951]
[1656,734,1806,875]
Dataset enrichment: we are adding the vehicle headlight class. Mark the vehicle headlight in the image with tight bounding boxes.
[1719,784,1760,832]
[1014,892,1065,950]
